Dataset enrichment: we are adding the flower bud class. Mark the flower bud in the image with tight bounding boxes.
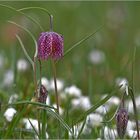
[38,31,63,60]
[116,108,128,138]
[38,85,48,104]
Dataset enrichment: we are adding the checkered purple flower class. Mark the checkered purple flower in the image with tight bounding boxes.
[116,108,128,138]
[38,32,63,60]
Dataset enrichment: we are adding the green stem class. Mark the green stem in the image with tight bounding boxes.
[17,7,52,31]
[51,59,59,114]
[41,109,47,139]
[34,57,38,97]
[129,88,140,139]
[51,59,60,138]
[0,4,44,31]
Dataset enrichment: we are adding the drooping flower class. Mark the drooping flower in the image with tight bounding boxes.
[38,32,63,60]
[116,108,128,138]
[38,85,48,104]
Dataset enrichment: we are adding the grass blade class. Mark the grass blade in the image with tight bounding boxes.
[16,35,34,69]
[0,4,44,31]
[64,24,104,57]
[46,108,74,137]
[8,20,38,61]
[4,105,27,138]
[28,118,39,138]
[74,87,118,125]
[8,100,56,110]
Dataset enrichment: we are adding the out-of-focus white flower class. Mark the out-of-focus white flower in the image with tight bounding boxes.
[107,96,120,106]
[3,70,14,87]
[17,59,29,72]
[127,130,137,139]
[23,118,46,131]
[52,104,64,115]
[95,105,109,115]
[4,108,17,122]
[8,94,18,104]
[64,85,82,97]
[127,95,140,113]
[104,126,117,140]
[41,77,49,90]
[71,96,91,110]
[46,95,50,105]
[115,77,129,95]
[49,79,64,91]
[0,54,4,68]
[23,118,49,139]
[89,49,105,65]
[86,113,103,127]
[127,120,136,131]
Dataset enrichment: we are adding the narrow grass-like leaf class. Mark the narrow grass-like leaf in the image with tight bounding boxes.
[4,105,27,138]
[28,118,39,138]
[63,24,104,57]
[16,35,34,69]
[17,7,51,17]
[74,87,118,125]
[0,4,44,31]
[77,118,87,139]
[8,20,38,60]
[17,7,52,30]
[41,109,47,139]
[45,108,74,137]
[8,100,56,110]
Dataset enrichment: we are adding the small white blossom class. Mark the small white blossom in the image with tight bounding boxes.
[17,59,29,72]
[3,70,14,87]
[0,54,4,68]
[89,49,105,65]
[4,108,17,122]
[8,94,18,104]
[86,113,103,127]
[127,120,136,131]
[49,79,64,91]
[115,77,129,95]
[107,96,120,106]
[52,104,64,115]
[71,96,91,110]
[65,85,82,97]
[127,130,137,139]
[41,77,49,89]
[104,126,117,140]
[95,105,109,115]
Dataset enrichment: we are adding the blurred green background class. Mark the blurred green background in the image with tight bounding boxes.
[0,1,140,101]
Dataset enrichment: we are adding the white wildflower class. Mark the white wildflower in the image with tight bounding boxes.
[104,126,117,140]
[95,105,109,115]
[107,96,120,106]
[49,79,64,91]
[71,96,91,110]
[127,130,137,139]
[52,104,64,115]
[17,59,29,72]
[89,49,105,65]
[64,85,82,97]
[115,77,129,95]
[0,54,4,68]
[8,94,18,104]
[3,70,14,87]
[127,120,136,131]
[41,77,49,90]
[4,108,17,122]
[86,113,103,127]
